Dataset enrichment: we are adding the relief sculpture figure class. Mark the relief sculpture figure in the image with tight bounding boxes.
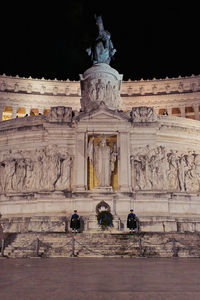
[55,154,72,190]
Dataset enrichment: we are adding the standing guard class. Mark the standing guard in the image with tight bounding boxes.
[127,209,137,233]
[70,210,80,233]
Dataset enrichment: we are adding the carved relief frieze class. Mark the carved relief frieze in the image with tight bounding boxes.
[131,107,158,123]
[0,146,73,194]
[47,106,72,123]
[131,146,200,192]
[80,64,122,111]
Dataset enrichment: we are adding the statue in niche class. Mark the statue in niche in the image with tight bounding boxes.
[88,137,117,187]
[86,15,116,65]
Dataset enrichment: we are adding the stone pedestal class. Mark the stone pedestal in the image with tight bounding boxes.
[80,63,123,111]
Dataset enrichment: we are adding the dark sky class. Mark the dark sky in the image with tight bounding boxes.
[0,1,199,81]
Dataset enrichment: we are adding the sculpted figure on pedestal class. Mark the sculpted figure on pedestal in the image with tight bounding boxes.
[86,15,116,65]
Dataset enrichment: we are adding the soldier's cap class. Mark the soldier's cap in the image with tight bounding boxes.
[130,209,133,211]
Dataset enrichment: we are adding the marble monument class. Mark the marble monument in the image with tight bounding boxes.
[1,16,200,234]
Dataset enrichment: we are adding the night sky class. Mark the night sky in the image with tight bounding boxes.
[0,1,199,81]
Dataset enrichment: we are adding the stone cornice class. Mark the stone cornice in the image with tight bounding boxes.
[1,73,200,98]
[0,74,80,96]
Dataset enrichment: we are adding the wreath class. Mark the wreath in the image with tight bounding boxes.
[96,210,113,231]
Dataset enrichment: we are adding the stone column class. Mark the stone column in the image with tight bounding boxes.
[74,131,86,191]
[25,107,31,116]
[180,106,185,118]
[12,105,17,119]
[0,105,4,121]
[38,108,44,115]
[193,104,200,120]
[118,131,131,192]
[167,107,172,115]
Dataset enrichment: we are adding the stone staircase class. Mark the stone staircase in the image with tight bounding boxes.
[2,232,200,258]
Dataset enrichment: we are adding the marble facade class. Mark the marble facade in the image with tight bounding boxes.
[1,61,200,233]
[1,52,200,233]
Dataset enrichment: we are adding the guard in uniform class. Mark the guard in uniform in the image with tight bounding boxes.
[70,210,80,233]
[127,209,137,233]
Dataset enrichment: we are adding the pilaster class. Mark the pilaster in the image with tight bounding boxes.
[118,131,131,192]
[0,105,4,121]
[38,107,44,115]
[180,106,185,118]
[74,131,86,191]
[12,105,17,119]
[167,107,172,115]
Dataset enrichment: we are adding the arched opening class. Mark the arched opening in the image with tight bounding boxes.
[2,106,12,121]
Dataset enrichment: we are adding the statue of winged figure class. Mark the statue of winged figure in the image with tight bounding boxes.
[86,15,116,65]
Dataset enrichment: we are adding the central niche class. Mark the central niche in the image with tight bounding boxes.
[87,135,118,191]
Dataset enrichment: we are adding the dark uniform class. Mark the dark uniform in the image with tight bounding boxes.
[70,210,80,232]
[127,210,137,232]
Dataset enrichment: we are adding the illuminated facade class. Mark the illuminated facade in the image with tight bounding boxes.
[1,68,200,235]
[1,73,200,121]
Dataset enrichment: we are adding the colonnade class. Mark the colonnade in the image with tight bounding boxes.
[158,104,200,120]
[0,103,200,121]
[0,105,50,121]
